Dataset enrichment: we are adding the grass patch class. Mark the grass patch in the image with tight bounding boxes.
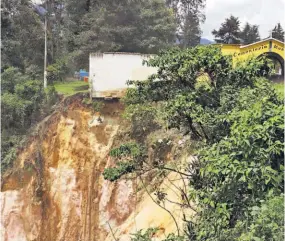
[273,82,284,98]
[53,81,89,96]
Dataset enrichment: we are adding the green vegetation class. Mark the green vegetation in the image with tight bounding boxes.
[131,228,159,241]
[103,143,145,182]
[2,0,206,80]
[240,22,260,45]
[103,162,135,182]
[109,143,144,158]
[53,81,89,96]
[2,0,206,73]
[1,67,58,172]
[103,46,284,240]
[66,0,205,67]
[273,82,284,98]
[212,15,283,44]
[272,23,285,42]
[47,56,71,83]
[1,0,45,70]
[131,228,184,241]
[212,15,242,44]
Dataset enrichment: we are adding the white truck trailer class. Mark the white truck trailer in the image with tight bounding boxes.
[89,52,157,98]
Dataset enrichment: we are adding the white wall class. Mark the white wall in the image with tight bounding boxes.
[89,53,157,98]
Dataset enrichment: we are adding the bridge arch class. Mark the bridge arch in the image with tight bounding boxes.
[216,38,284,81]
[260,52,284,77]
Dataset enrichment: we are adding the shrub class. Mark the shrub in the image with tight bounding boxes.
[103,161,135,182]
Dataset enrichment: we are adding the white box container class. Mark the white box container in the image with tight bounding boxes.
[89,52,157,98]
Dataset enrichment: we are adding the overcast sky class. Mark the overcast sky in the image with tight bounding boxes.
[202,0,285,40]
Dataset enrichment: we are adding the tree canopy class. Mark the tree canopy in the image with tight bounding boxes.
[167,0,206,47]
[73,0,176,68]
[272,23,285,42]
[1,67,58,172]
[212,15,241,44]
[1,0,45,70]
[240,22,260,45]
[212,16,264,45]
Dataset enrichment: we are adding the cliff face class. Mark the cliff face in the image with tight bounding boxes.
[1,96,190,241]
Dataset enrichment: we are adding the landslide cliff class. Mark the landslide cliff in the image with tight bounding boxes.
[1,95,192,241]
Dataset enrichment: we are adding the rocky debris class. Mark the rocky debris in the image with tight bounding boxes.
[88,115,104,127]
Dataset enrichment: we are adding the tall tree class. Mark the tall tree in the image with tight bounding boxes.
[212,15,241,44]
[240,22,260,45]
[179,8,202,47]
[167,0,206,47]
[61,0,90,53]
[43,0,65,60]
[271,23,284,42]
[1,0,45,70]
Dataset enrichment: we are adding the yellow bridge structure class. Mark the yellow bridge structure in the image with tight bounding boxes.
[215,37,284,78]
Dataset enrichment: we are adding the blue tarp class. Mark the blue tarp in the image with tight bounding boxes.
[79,69,88,80]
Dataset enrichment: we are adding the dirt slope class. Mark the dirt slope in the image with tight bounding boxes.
[1,96,191,241]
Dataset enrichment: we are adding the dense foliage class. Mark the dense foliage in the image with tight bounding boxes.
[1,0,45,70]
[272,23,285,42]
[166,0,206,47]
[73,0,176,68]
[27,0,206,69]
[212,16,284,45]
[189,79,284,240]
[131,228,184,241]
[240,22,260,45]
[212,15,263,45]
[103,46,284,240]
[2,0,203,73]
[64,0,205,68]
[1,67,58,172]
[103,143,146,181]
[212,15,242,44]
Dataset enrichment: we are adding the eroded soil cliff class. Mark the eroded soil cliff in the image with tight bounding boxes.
[1,95,191,241]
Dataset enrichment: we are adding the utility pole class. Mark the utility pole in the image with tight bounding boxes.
[43,1,48,88]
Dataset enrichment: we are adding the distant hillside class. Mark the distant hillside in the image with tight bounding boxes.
[200,38,214,45]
